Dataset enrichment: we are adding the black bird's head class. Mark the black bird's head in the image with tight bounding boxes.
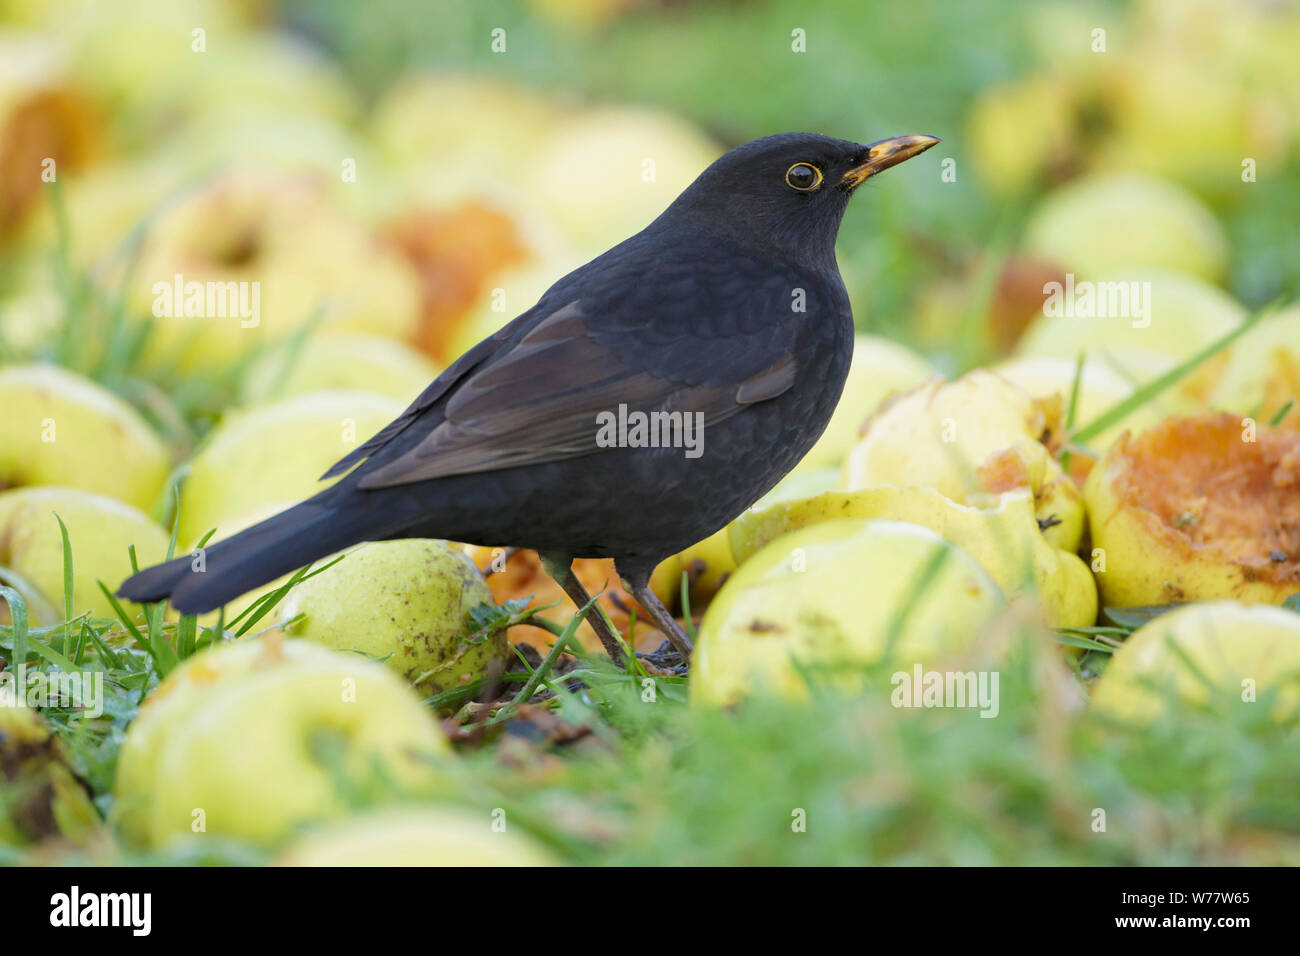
[661,131,940,266]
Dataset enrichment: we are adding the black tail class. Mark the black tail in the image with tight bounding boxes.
[117,499,385,614]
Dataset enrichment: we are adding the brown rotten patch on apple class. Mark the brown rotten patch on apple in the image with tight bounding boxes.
[0,57,102,240]
[464,547,674,655]
[384,201,531,363]
[1111,414,1300,584]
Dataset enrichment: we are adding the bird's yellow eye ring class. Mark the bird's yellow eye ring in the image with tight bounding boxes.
[785,163,822,191]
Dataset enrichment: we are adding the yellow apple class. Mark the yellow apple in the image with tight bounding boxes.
[1014,270,1245,406]
[277,806,559,866]
[0,364,171,510]
[842,370,1085,552]
[273,540,504,695]
[728,485,1096,629]
[0,703,100,845]
[129,167,421,371]
[691,519,1007,707]
[1091,601,1300,723]
[0,30,102,239]
[0,487,169,624]
[372,74,559,191]
[1211,304,1300,428]
[521,107,721,256]
[1084,413,1300,607]
[176,390,403,545]
[1022,174,1229,283]
[968,75,1076,196]
[117,635,450,848]
[992,354,1165,455]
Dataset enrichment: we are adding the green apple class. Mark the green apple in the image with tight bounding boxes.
[793,334,936,473]
[240,332,439,406]
[118,636,450,848]
[276,806,558,866]
[1091,602,1300,723]
[0,364,171,510]
[274,539,505,694]
[0,487,169,624]
[691,519,1006,708]
[1022,174,1229,283]
[177,389,404,545]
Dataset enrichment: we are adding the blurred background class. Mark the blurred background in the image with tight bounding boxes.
[3,0,1297,416]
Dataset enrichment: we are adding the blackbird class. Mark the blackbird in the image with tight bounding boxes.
[119,131,939,663]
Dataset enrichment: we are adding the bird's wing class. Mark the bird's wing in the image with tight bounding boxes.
[355,297,798,488]
[319,307,538,480]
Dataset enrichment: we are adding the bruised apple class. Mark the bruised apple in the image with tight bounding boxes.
[843,370,1085,553]
[692,519,1006,708]
[1084,414,1300,607]
[274,540,505,695]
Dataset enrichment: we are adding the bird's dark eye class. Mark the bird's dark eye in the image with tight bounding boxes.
[785,163,822,192]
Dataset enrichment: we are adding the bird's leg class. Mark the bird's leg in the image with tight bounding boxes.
[626,581,694,661]
[538,553,627,667]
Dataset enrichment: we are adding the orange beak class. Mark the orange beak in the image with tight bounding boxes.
[840,134,941,189]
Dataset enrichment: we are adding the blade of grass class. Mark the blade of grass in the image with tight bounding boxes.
[54,513,74,655]
[1072,302,1278,446]
[0,585,29,674]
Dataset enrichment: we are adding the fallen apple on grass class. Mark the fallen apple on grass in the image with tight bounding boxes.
[114,635,449,848]
[729,486,1096,629]
[276,806,557,866]
[0,364,171,511]
[691,519,1007,708]
[0,486,168,625]
[1091,601,1300,723]
[273,539,505,695]
[1084,413,1300,607]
